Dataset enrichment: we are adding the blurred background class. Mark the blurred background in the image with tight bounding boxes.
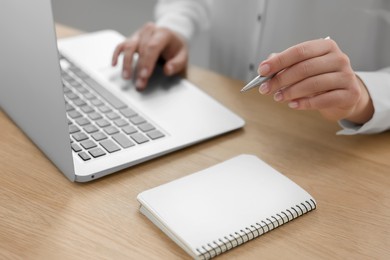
[52,0,210,69]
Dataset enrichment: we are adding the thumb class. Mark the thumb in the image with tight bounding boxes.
[163,49,188,76]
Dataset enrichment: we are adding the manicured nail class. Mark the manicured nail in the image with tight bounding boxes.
[259,82,270,94]
[258,64,270,76]
[135,79,144,89]
[122,70,130,79]
[273,91,283,102]
[288,101,299,109]
[139,68,148,78]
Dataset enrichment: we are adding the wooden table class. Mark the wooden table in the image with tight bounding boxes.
[1,24,389,259]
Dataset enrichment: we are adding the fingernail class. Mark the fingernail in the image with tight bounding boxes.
[135,79,144,89]
[273,91,283,102]
[139,68,148,78]
[122,71,130,79]
[288,101,299,109]
[258,64,270,76]
[259,82,270,94]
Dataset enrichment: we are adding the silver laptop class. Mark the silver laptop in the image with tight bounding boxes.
[0,0,244,182]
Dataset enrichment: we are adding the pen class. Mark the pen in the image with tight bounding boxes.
[240,74,274,92]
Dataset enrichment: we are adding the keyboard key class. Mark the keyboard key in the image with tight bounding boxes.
[73,98,87,107]
[130,132,149,144]
[129,116,146,125]
[91,132,107,141]
[65,92,78,100]
[88,147,106,158]
[122,125,137,135]
[100,139,121,153]
[75,117,90,126]
[138,122,155,132]
[91,99,104,107]
[65,76,77,83]
[96,119,110,128]
[106,112,120,120]
[99,105,112,113]
[69,81,82,88]
[68,110,82,119]
[75,85,88,93]
[72,132,88,142]
[69,124,80,134]
[120,108,137,118]
[83,92,96,100]
[114,118,128,127]
[81,105,94,114]
[65,103,75,111]
[62,74,73,82]
[104,126,119,135]
[78,151,91,161]
[63,86,71,93]
[80,139,97,150]
[88,112,103,120]
[71,143,82,152]
[84,124,99,134]
[112,133,135,148]
[147,130,165,140]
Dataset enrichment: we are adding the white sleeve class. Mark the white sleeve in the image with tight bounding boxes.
[337,67,390,135]
[154,0,211,42]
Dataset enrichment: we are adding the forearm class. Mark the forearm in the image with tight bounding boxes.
[154,0,211,41]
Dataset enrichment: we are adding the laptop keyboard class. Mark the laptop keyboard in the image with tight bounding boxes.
[60,56,165,161]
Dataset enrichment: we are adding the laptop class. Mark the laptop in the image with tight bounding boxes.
[0,0,244,182]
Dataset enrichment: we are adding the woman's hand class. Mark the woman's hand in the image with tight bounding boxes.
[257,38,374,124]
[112,22,188,91]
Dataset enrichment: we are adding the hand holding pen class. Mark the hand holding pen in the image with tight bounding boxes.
[241,37,374,124]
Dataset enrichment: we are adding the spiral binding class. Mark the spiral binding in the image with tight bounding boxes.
[195,199,316,260]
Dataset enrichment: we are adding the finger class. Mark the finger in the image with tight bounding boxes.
[288,88,356,112]
[275,71,358,103]
[137,22,155,55]
[288,90,346,111]
[269,52,349,93]
[289,89,358,121]
[121,37,140,79]
[258,38,337,76]
[137,30,171,89]
[163,48,188,76]
[112,42,125,66]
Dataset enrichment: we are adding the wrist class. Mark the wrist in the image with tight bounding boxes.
[345,75,374,124]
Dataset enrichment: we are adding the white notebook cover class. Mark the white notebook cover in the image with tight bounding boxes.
[137,154,316,259]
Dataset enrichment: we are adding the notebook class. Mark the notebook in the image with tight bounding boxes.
[137,154,316,259]
[0,0,244,182]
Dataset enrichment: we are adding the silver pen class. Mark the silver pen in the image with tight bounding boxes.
[240,74,274,92]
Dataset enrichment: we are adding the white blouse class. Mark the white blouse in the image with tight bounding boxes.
[155,0,390,134]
